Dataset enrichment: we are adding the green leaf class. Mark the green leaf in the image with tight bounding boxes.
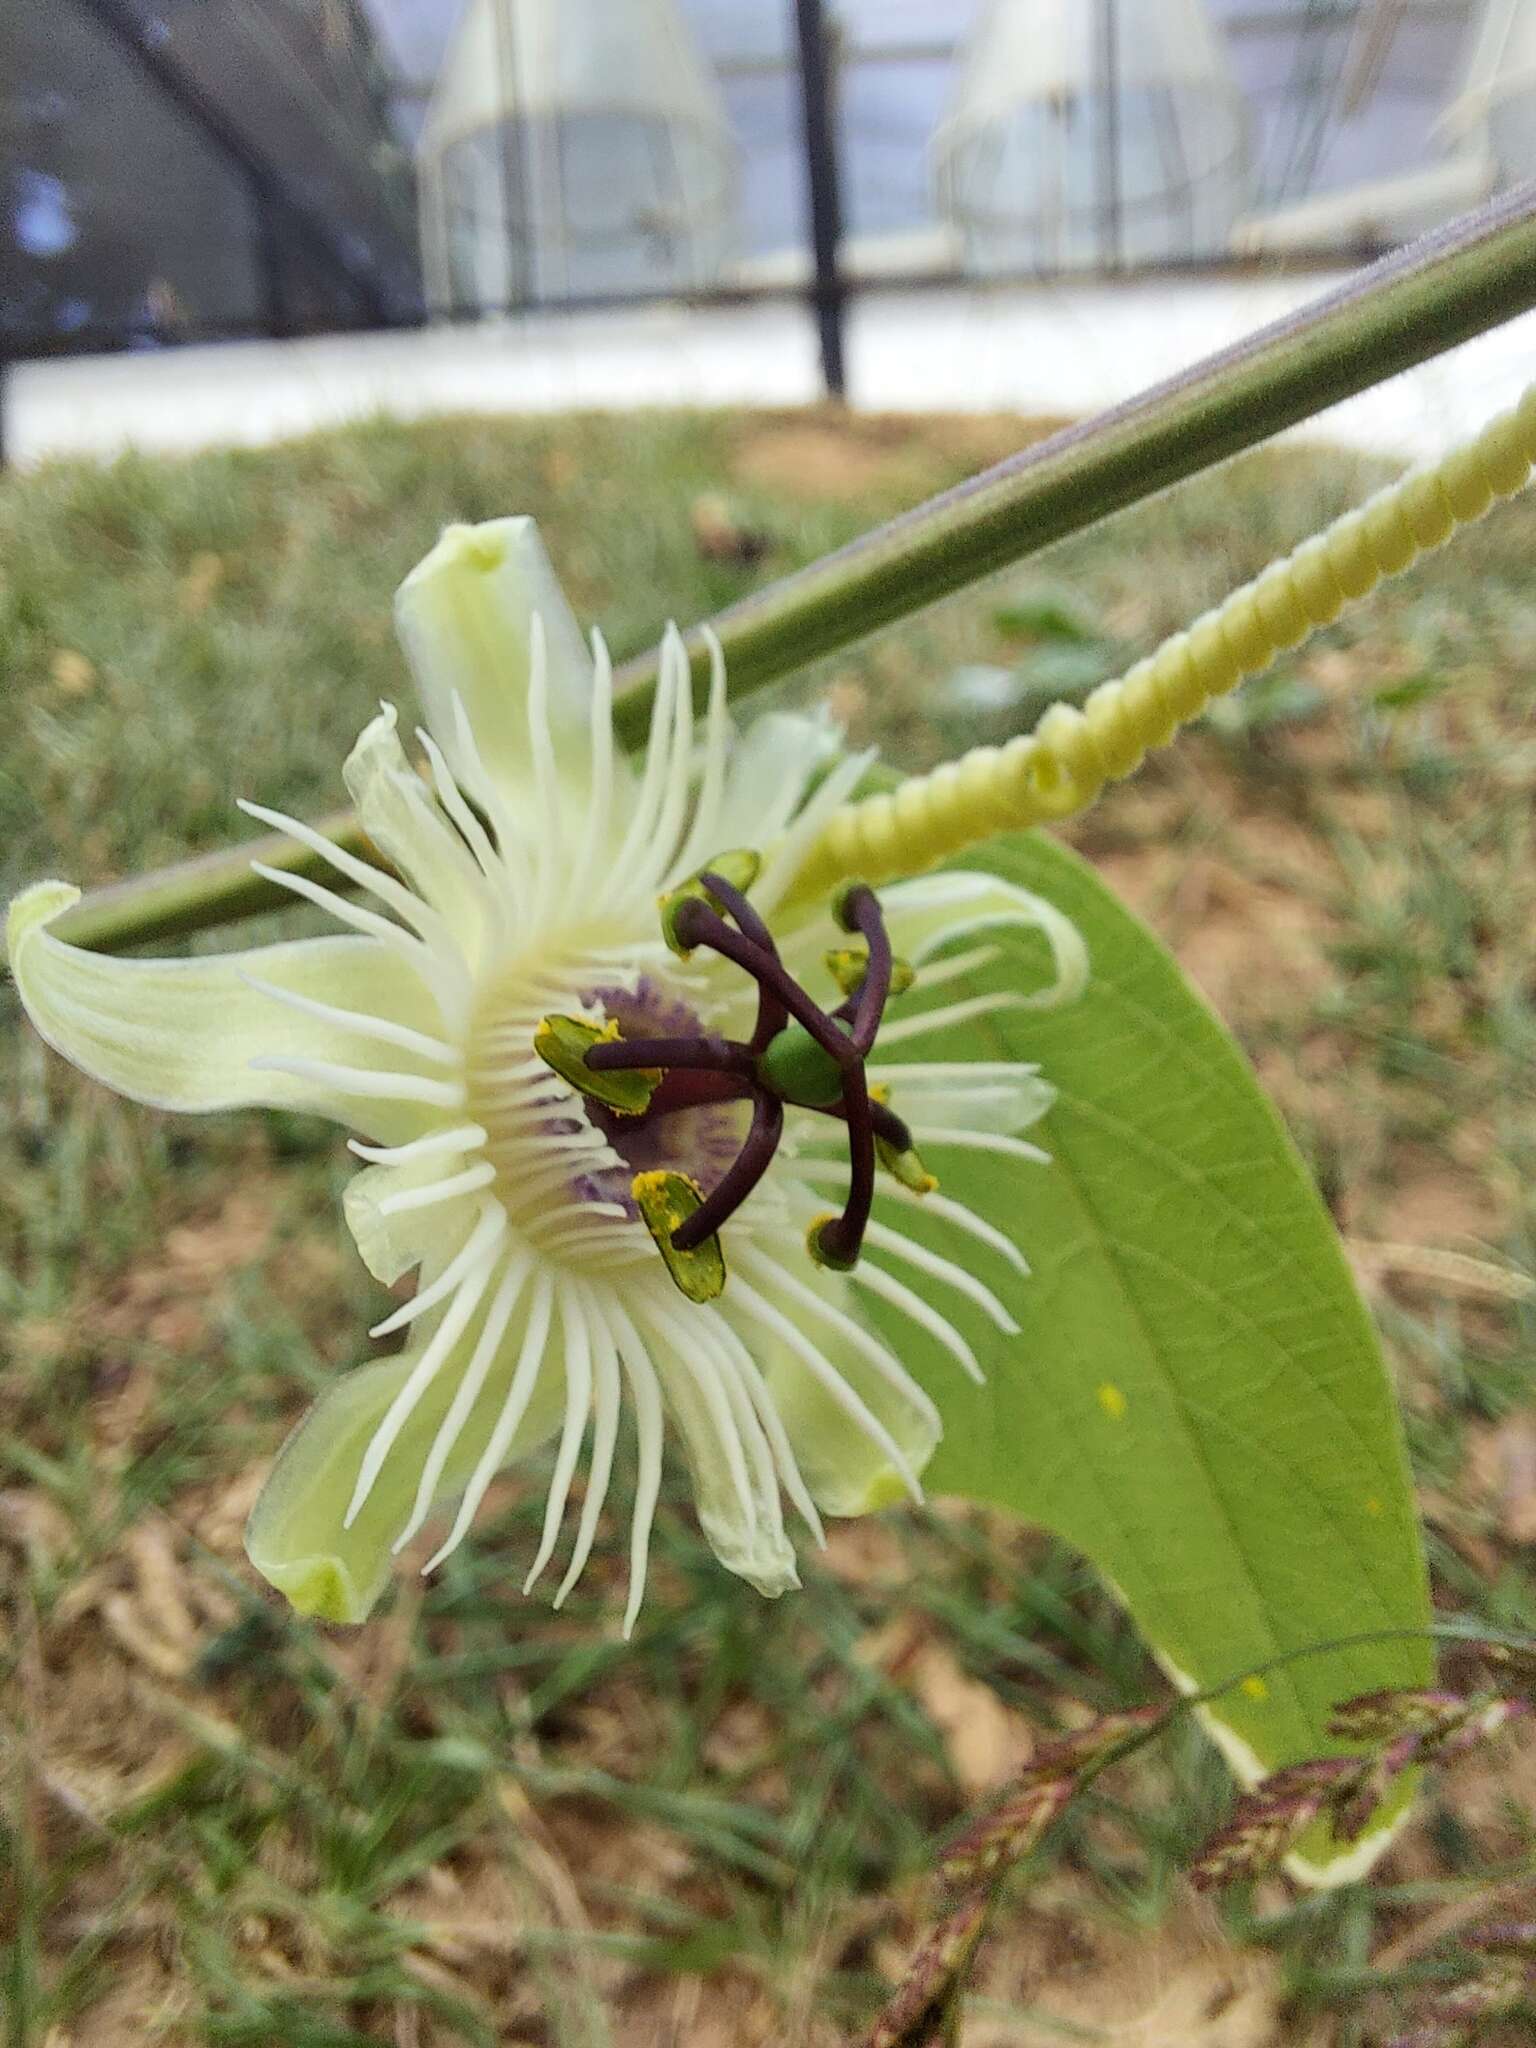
[1372,671,1448,711]
[871,829,1430,1882]
[990,585,1100,643]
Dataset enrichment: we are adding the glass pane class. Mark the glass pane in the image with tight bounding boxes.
[3,0,260,347]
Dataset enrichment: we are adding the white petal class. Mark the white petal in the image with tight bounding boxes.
[348,1123,486,1166]
[346,1239,505,1526]
[344,1153,491,1285]
[649,626,699,884]
[6,883,443,1144]
[898,944,1000,992]
[446,692,534,903]
[720,710,844,848]
[524,611,563,898]
[396,1254,530,1553]
[247,1056,464,1111]
[244,1263,560,1623]
[874,1067,1057,1136]
[522,1286,595,1592]
[860,1217,1019,1333]
[735,1247,941,1435]
[415,726,503,886]
[795,1157,1030,1278]
[670,628,731,880]
[874,992,1032,1044]
[246,861,426,965]
[421,1271,556,1572]
[707,1314,825,1546]
[610,623,686,888]
[910,1124,1052,1164]
[598,1296,666,1635]
[554,1295,624,1606]
[374,1160,497,1214]
[238,970,460,1067]
[394,518,606,813]
[567,631,619,906]
[638,1293,799,1599]
[723,1271,930,1513]
[752,747,877,919]
[238,797,456,965]
[846,1256,985,1385]
[342,706,495,966]
[371,1199,507,1337]
[914,1186,1031,1274]
[867,1060,1039,1085]
[881,870,1090,1009]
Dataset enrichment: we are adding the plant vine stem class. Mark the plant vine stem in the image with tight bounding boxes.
[614,178,1536,735]
[37,182,1536,957]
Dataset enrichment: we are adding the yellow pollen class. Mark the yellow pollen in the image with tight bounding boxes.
[1097,1383,1127,1421]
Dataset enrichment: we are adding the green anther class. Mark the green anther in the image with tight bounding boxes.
[824,945,915,1000]
[806,1212,857,1271]
[657,848,764,957]
[874,1132,939,1195]
[701,848,763,896]
[830,877,870,933]
[534,1015,659,1116]
[870,1083,938,1194]
[633,1171,726,1302]
[658,887,706,958]
[756,1018,849,1109]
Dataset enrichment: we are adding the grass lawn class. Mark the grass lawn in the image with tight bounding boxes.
[3,405,1535,2047]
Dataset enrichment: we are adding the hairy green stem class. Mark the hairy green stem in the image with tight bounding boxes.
[32,182,1536,957]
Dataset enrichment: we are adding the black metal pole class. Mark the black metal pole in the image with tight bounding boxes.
[490,0,526,314]
[1098,0,1122,272]
[249,174,288,339]
[793,0,847,399]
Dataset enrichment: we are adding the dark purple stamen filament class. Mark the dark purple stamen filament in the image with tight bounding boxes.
[578,878,902,1265]
[587,1034,753,1075]
[814,1065,875,1268]
[671,1089,784,1252]
[821,1092,915,1156]
[696,872,787,1051]
[647,1069,754,1116]
[672,899,858,1072]
[840,884,893,1057]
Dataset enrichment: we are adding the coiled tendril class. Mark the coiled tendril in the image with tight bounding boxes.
[795,379,1536,896]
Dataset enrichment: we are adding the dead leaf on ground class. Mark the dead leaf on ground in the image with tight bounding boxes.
[973,1898,1313,2048]
[1464,1417,1536,1547]
[50,648,97,696]
[690,492,772,566]
[906,1643,1032,1796]
[178,550,226,615]
[1372,1157,1511,1251]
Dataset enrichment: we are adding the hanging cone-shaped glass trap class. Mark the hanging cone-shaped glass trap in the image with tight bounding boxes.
[934,0,1250,275]
[1234,1,1497,257]
[417,0,735,313]
[1448,0,1536,182]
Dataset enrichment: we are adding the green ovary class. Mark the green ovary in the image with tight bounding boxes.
[755,1020,849,1109]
